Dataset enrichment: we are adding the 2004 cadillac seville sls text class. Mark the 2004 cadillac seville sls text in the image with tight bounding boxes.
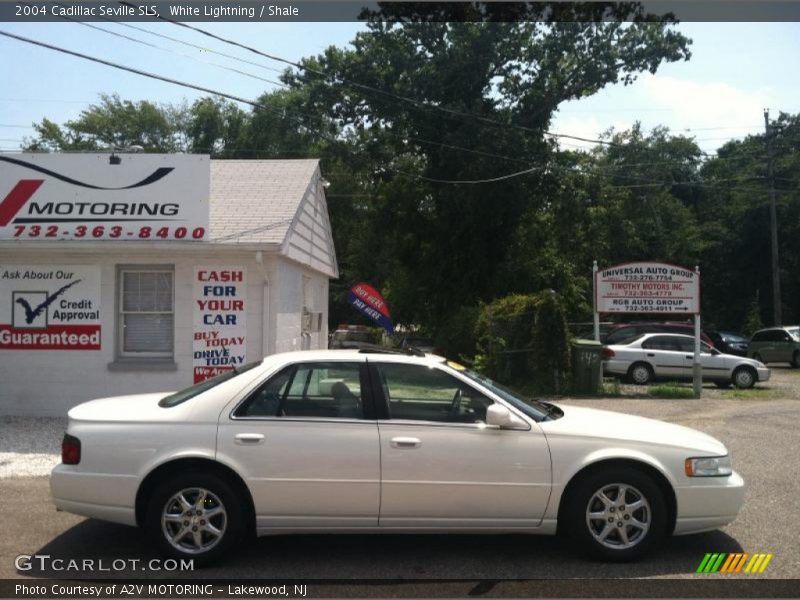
[51,350,744,564]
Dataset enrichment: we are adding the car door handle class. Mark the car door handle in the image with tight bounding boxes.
[685,355,693,359]
[646,353,655,357]
[390,437,421,449]
[234,433,265,445]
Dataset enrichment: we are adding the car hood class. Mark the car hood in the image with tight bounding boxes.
[68,392,174,422]
[543,404,727,455]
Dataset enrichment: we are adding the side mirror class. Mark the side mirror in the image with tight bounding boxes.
[486,404,527,429]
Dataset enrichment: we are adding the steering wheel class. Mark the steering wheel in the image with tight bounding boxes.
[448,388,463,420]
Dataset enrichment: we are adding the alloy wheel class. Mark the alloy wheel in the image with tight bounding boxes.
[161,487,227,554]
[585,483,651,550]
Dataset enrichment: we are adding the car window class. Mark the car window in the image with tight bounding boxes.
[376,363,492,424]
[751,331,766,342]
[606,327,637,344]
[235,362,364,419]
[159,361,262,407]
[675,337,695,352]
[642,335,672,350]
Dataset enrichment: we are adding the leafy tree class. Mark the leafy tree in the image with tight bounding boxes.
[530,291,571,393]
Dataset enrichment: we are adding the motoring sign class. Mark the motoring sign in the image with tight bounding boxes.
[0,265,101,350]
[595,262,699,314]
[0,154,209,241]
[193,267,247,384]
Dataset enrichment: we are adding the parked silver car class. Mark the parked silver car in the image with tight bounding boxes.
[603,333,770,389]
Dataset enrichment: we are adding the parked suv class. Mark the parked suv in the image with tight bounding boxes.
[747,326,800,367]
[603,322,714,347]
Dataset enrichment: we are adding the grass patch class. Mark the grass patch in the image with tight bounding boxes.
[719,387,781,400]
[602,379,623,397]
[648,383,696,399]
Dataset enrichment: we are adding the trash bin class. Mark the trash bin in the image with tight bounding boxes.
[571,338,603,395]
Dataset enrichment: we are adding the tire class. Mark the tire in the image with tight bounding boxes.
[560,467,667,562]
[714,381,731,389]
[145,472,245,566]
[732,366,757,389]
[792,351,800,369]
[627,362,653,386]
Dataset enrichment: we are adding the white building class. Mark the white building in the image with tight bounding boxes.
[0,155,337,416]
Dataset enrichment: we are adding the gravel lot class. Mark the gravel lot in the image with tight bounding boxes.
[0,416,65,479]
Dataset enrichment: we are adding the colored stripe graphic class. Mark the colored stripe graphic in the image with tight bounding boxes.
[698,552,772,574]
[0,179,43,226]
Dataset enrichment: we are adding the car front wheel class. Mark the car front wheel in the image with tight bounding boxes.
[145,472,244,566]
[732,366,756,389]
[561,467,666,561]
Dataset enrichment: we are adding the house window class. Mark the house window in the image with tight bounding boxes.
[118,267,174,358]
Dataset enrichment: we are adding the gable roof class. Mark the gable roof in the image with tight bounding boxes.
[208,159,320,245]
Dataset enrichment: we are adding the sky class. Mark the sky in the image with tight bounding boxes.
[0,20,799,155]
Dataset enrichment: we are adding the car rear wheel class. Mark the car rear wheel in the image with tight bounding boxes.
[628,363,653,385]
[145,472,244,566]
[561,467,666,561]
[732,366,756,389]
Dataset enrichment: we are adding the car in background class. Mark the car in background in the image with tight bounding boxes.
[603,322,714,347]
[51,349,745,564]
[747,326,800,367]
[706,331,749,357]
[399,335,437,354]
[603,333,769,389]
[329,325,379,349]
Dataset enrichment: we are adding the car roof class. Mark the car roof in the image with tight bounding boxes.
[262,348,446,366]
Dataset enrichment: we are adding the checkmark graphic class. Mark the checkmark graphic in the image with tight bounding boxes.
[15,279,82,324]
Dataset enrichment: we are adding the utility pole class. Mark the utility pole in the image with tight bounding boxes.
[764,109,782,326]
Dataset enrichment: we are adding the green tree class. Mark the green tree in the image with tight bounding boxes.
[530,291,571,393]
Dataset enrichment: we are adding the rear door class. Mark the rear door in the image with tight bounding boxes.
[371,360,551,529]
[218,360,381,530]
[641,335,690,379]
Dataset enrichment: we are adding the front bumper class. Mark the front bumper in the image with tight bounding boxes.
[673,470,745,535]
[756,367,771,382]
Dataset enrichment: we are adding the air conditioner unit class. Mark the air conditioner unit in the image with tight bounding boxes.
[302,310,323,333]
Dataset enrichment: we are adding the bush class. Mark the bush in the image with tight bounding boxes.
[530,291,571,393]
[742,297,764,337]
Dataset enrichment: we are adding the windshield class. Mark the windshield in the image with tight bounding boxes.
[455,366,561,421]
[159,361,262,407]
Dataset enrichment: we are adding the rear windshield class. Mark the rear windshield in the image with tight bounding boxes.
[159,362,261,407]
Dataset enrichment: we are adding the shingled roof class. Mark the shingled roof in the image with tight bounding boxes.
[208,159,320,244]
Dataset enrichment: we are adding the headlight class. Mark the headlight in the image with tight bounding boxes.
[685,455,732,477]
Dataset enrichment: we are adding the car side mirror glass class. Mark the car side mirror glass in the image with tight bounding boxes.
[486,404,526,429]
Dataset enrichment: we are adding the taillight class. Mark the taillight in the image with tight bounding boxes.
[61,433,81,465]
[601,347,615,359]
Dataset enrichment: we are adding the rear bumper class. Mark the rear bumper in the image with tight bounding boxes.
[603,359,631,376]
[50,465,138,526]
[673,470,745,535]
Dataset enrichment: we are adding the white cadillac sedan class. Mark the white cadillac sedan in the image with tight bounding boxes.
[603,333,770,389]
[51,349,744,565]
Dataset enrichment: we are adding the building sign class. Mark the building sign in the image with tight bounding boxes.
[0,265,101,350]
[347,282,393,333]
[596,262,700,314]
[193,267,246,384]
[0,154,209,241]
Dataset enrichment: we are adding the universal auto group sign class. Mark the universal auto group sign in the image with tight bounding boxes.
[596,262,700,314]
[0,154,209,240]
[0,265,101,350]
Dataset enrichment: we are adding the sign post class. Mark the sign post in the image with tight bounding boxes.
[592,260,600,342]
[595,261,702,397]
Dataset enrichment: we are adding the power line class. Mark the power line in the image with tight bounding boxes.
[0,29,542,185]
[122,0,620,148]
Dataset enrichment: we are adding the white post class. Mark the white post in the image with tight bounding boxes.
[692,265,702,398]
[592,260,600,342]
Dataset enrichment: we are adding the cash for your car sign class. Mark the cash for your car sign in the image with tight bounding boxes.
[0,154,209,241]
[0,265,101,350]
[595,262,700,314]
[348,282,393,333]
[193,267,246,384]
